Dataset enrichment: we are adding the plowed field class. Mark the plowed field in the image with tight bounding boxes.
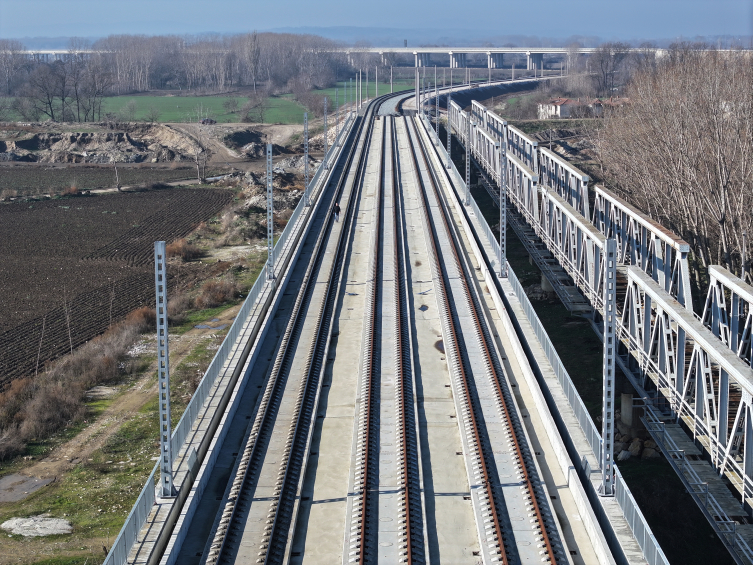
[0,187,232,386]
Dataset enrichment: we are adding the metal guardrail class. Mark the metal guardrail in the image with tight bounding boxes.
[103,463,157,565]
[103,111,357,565]
[643,411,753,563]
[506,267,603,462]
[419,112,668,565]
[614,467,670,565]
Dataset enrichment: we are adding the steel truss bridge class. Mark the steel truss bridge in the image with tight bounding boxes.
[101,77,751,565]
[449,93,753,563]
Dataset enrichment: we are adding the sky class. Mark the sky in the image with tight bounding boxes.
[0,0,751,44]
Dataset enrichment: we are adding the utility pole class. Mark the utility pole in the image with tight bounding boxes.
[375,65,378,98]
[465,119,473,206]
[600,238,617,496]
[323,97,328,170]
[390,65,393,93]
[415,67,419,115]
[304,112,309,206]
[512,63,515,81]
[497,140,508,277]
[435,75,439,135]
[266,144,275,280]
[421,66,425,116]
[154,241,175,498]
[336,86,339,142]
[349,77,353,116]
[446,92,452,169]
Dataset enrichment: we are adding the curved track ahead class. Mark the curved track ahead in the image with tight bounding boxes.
[176,96,578,565]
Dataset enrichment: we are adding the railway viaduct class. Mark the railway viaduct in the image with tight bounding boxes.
[101,76,753,565]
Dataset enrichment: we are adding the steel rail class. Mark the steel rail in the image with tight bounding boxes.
[401,114,509,564]
[407,114,565,564]
[353,112,385,565]
[204,99,381,565]
[410,116,561,563]
[350,115,423,564]
[391,115,417,563]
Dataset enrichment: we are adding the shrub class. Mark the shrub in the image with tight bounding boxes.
[0,303,157,461]
[166,238,203,261]
[167,292,191,325]
[194,278,238,309]
[125,306,156,332]
[19,382,85,441]
[0,426,24,461]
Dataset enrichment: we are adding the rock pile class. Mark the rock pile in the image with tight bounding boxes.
[613,410,661,462]
[1,515,72,537]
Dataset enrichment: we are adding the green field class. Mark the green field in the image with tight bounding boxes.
[100,94,307,124]
[6,76,431,126]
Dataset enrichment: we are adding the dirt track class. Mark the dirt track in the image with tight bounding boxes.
[6,302,241,488]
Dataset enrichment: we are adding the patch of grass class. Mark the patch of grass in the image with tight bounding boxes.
[99,94,308,125]
[31,558,96,565]
[100,95,244,123]
[171,301,241,335]
[0,400,158,562]
[312,79,414,101]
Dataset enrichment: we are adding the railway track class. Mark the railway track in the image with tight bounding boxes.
[202,101,381,565]
[402,114,568,565]
[342,116,427,564]
[186,95,575,565]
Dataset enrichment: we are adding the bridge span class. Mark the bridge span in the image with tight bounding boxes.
[104,85,674,565]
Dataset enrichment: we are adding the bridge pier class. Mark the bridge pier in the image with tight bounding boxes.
[487,52,504,69]
[527,52,544,71]
[449,51,466,69]
[414,52,430,67]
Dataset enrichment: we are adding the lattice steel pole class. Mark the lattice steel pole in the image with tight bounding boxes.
[323,97,328,170]
[465,119,473,205]
[435,79,438,135]
[434,65,438,134]
[446,92,452,169]
[304,112,309,207]
[415,67,419,115]
[422,66,426,116]
[154,241,175,498]
[497,141,508,278]
[266,144,274,280]
[601,238,617,496]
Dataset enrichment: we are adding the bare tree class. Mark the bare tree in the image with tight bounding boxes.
[0,39,26,96]
[146,105,161,123]
[222,98,239,115]
[22,63,61,121]
[119,99,137,121]
[594,44,753,295]
[590,42,631,95]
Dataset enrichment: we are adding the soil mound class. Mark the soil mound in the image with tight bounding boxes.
[0,123,201,164]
